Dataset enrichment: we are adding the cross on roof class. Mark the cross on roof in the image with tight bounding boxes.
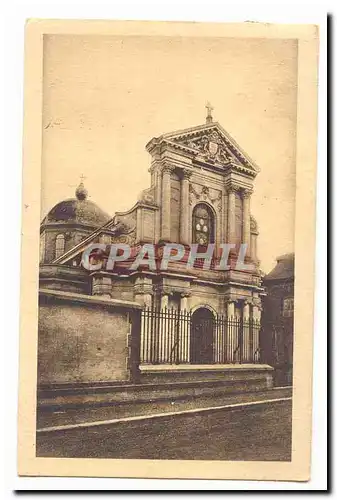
[206,101,214,123]
[80,174,86,183]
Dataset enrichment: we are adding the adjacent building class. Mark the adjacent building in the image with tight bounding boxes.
[261,253,295,386]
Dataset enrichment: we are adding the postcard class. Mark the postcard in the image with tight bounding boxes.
[18,19,319,481]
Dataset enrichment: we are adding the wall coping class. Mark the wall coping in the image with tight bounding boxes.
[39,288,142,310]
[140,364,274,372]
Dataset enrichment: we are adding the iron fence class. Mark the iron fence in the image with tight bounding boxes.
[140,306,260,365]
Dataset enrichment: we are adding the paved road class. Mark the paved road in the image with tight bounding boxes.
[36,399,292,461]
[37,387,292,429]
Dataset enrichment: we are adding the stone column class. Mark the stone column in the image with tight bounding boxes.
[222,189,227,245]
[136,206,143,242]
[158,293,170,363]
[154,166,162,242]
[226,300,236,363]
[242,190,252,257]
[252,304,261,323]
[134,279,153,363]
[227,187,236,245]
[243,300,251,362]
[143,294,152,308]
[92,276,112,298]
[252,304,262,362]
[250,233,256,262]
[161,165,173,241]
[180,294,189,311]
[180,293,190,363]
[137,292,153,364]
[243,301,250,320]
[227,300,235,317]
[161,293,169,309]
[179,169,192,245]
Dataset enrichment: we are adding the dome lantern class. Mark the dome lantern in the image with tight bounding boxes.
[75,180,88,201]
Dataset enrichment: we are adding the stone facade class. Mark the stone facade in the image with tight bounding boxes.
[40,117,266,367]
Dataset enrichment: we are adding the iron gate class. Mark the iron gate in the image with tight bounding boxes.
[140,306,260,365]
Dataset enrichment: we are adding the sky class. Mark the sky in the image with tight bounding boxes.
[41,34,298,273]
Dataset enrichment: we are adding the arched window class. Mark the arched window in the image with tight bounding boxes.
[55,234,65,259]
[192,203,215,245]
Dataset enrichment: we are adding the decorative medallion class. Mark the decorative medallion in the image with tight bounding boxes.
[207,139,219,157]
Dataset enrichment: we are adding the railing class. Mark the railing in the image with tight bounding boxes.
[140,306,261,365]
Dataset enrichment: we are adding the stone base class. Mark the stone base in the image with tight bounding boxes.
[140,364,274,386]
[38,364,274,410]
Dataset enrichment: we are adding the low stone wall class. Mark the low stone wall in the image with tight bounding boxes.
[38,375,277,410]
[140,364,274,388]
[38,289,142,386]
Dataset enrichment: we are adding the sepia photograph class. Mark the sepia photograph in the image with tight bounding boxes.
[17,19,319,481]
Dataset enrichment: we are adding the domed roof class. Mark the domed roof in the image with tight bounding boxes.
[41,182,111,229]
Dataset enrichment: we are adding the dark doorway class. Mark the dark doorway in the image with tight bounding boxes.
[190,308,214,364]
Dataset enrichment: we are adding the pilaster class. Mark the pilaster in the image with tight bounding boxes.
[161,165,174,241]
[91,275,112,298]
[179,168,192,245]
[242,189,252,257]
[227,187,236,245]
[180,291,190,311]
[160,293,169,309]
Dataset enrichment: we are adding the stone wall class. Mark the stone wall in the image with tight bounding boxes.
[38,289,141,386]
[39,265,90,294]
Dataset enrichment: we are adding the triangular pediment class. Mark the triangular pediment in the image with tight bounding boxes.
[147,122,259,174]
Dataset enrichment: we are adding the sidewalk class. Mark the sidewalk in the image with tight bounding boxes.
[37,386,292,431]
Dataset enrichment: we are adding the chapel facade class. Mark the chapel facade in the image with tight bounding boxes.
[39,110,265,365]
